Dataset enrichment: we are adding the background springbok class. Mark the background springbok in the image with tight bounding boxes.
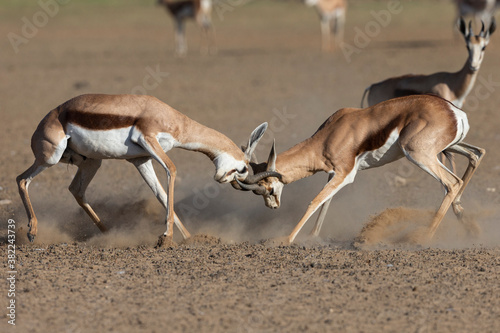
[158,0,216,56]
[305,0,347,52]
[361,17,496,108]
[454,0,498,28]
[237,95,484,244]
[16,94,278,244]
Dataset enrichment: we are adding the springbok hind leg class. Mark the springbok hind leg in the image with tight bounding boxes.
[446,143,485,219]
[68,158,108,233]
[404,151,463,240]
[17,162,50,242]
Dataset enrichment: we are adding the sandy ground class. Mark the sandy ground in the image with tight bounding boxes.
[1,0,500,332]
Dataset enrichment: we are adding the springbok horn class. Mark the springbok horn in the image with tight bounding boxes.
[480,20,485,36]
[235,179,267,195]
[243,171,282,184]
[469,20,473,36]
[231,180,245,191]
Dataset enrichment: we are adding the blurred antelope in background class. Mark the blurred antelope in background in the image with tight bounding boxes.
[237,95,484,244]
[158,0,217,56]
[454,0,498,27]
[305,0,347,52]
[16,94,277,244]
[361,17,496,108]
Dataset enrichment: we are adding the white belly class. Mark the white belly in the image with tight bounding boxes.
[357,129,404,170]
[66,124,147,159]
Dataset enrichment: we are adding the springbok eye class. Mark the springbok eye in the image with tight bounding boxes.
[269,188,274,196]
[239,166,248,174]
[482,46,486,51]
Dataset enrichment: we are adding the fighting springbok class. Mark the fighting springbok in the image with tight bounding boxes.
[17,94,278,244]
[305,0,347,52]
[158,0,216,56]
[237,95,484,244]
[361,17,496,108]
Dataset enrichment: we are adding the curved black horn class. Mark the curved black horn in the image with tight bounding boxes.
[243,171,282,184]
[235,179,267,195]
[231,180,245,191]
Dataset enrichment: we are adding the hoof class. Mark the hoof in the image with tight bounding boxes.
[155,234,176,248]
[27,233,35,243]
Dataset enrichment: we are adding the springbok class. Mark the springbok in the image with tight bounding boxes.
[157,0,216,56]
[16,94,279,244]
[361,17,496,108]
[236,95,484,244]
[305,0,347,52]
[454,0,498,27]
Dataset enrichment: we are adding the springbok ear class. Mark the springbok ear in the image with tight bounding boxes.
[266,140,277,172]
[458,17,467,37]
[241,145,258,163]
[244,122,267,162]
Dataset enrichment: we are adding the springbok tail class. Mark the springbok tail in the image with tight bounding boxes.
[360,85,371,108]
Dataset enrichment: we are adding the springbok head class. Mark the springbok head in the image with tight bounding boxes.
[459,17,496,71]
[233,141,284,209]
[214,123,279,184]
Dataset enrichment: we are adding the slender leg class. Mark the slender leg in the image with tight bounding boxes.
[17,132,68,242]
[136,135,179,241]
[175,19,187,57]
[333,9,345,49]
[445,142,485,218]
[129,157,191,240]
[288,169,356,244]
[320,18,331,52]
[16,162,49,242]
[403,151,463,239]
[68,158,108,233]
[309,173,335,237]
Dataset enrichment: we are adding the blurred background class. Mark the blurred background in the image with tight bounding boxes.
[1,0,499,246]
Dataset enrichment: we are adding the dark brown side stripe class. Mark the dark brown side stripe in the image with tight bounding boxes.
[65,110,137,130]
[357,117,401,155]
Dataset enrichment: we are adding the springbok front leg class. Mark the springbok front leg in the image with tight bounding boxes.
[175,19,187,57]
[288,168,357,244]
[129,157,191,240]
[68,158,108,233]
[136,135,180,241]
[309,172,334,237]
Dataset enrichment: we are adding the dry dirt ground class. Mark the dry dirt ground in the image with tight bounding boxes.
[1,0,500,332]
